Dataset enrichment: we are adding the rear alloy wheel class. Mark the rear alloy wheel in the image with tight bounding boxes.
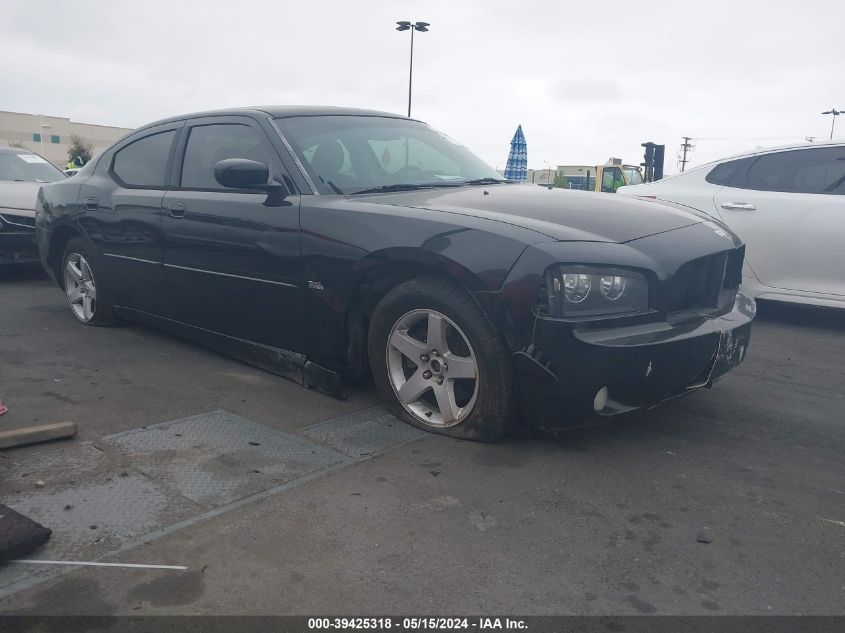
[369,276,514,441]
[64,253,98,323]
[61,237,115,326]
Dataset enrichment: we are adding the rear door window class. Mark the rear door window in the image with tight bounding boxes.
[112,130,176,187]
[744,147,845,194]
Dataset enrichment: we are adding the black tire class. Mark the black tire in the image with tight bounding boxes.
[368,276,515,442]
[61,237,116,326]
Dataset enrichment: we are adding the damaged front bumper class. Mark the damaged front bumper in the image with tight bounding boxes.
[514,290,756,428]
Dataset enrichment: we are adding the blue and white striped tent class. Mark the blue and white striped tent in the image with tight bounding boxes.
[503,125,528,182]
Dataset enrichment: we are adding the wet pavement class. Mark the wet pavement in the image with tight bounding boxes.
[1,265,843,614]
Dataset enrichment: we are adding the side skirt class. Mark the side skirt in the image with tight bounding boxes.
[113,306,347,400]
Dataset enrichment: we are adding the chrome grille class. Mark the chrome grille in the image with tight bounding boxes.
[0,213,36,230]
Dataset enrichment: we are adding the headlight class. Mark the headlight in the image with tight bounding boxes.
[544,266,649,318]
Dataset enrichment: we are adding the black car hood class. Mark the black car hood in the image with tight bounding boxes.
[357,184,703,243]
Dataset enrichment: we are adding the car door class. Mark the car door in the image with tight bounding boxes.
[712,146,845,296]
[162,116,303,350]
[79,122,182,316]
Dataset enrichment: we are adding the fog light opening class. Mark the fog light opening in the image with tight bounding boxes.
[593,387,609,412]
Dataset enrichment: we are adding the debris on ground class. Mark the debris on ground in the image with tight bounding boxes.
[0,504,52,563]
[0,401,7,416]
[696,528,713,544]
[0,421,77,449]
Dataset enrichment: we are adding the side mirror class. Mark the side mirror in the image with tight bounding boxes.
[214,158,271,189]
[213,158,289,206]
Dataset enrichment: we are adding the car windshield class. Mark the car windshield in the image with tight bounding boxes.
[0,149,66,183]
[275,115,506,194]
[623,166,643,185]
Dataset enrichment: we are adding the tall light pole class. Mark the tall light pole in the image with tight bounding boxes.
[822,109,842,140]
[543,160,553,187]
[396,21,429,117]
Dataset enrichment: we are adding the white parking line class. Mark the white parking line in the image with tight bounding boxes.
[10,560,187,570]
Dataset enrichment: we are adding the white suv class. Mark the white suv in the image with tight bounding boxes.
[618,142,845,309]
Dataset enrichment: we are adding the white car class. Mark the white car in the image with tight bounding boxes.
[0,145,67,265]
[618,142,845,309]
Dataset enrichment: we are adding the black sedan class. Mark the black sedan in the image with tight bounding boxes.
[35,107,754,441]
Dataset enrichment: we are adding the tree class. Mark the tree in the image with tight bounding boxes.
[67,134,94,165]
[553,172,569,189]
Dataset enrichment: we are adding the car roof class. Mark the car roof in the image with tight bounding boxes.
[704,139,845,167]
[659,139,845,180]
[722,139,844,159]
[136,106,411,132]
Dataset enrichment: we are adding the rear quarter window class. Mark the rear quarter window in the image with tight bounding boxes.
[705,156,754,186]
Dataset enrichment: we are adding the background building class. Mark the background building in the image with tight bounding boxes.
[0,110,132,167]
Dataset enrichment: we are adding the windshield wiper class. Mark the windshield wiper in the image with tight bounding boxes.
[463,178,511,185]
[318,176,344,195]
[351,183,458,195]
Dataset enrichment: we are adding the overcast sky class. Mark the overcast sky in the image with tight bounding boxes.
[3,0,843,173]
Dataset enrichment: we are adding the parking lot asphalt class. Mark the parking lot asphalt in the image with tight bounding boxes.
[1,264,844,615]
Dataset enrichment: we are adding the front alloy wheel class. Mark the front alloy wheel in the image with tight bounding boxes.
[368,276,514,441]
[64,253,98,323]
[387,309,479,427]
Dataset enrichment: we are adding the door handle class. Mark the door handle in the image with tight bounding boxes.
[166,202,187,218]
[720,202,756,211]
[84,197,99,211]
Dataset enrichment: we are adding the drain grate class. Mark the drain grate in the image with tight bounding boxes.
[0,407,422,598]
[110,411,346,508]
[0,440,196,589]
[302,406,424,458]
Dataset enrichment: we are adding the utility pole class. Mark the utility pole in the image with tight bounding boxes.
[822,109,842,140]
[679,136,693,172]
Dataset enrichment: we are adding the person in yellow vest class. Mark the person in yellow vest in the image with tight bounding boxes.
[612,172,626,192]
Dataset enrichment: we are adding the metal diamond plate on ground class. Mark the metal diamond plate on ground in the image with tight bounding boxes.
[302,406,425,458]
[1,447,195,590]
[0,408,418,597]
[108,410,347,508]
